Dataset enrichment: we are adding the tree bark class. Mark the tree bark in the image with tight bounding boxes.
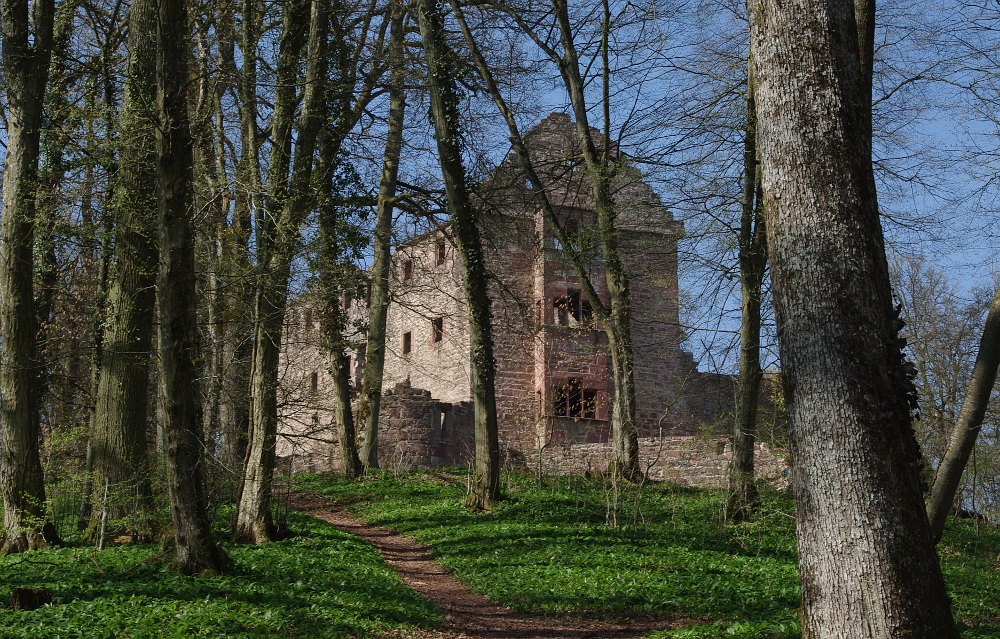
[155,0,228,576]
[926,285,1000,542]
[749,0,959,635]
[726,63,767,523]
[0,0,57,553]
[217,0,261,476]
[234,0,324,543]
[417,0,501,510]
[88,0,158,540]
[358,0,405,473]
[553,0,640,483]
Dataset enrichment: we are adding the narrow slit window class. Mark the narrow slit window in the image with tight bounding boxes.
[402,331,412,354]
[436,239,447,265]
[432,317,444,343]
[402,259,413,282]
[310,372,319,391]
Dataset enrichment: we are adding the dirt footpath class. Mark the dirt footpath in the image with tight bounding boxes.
[287,492,676,639]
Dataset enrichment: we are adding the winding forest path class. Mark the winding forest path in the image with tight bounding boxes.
[286,493,674,639]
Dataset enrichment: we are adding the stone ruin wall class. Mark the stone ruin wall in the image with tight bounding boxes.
[291,381,789,493]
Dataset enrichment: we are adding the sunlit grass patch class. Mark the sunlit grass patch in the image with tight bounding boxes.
[0,510,439,638]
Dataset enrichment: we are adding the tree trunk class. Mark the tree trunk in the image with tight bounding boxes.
[358,0,405,473]
[726,64,767,523]
[332,346,362,479]
[749,0,959,635]
[926,285,1000,542]
[553,0,640,483]
[88,0,159,540]
[234,0,324,543]
[417,0,501,510]
[0,0,57,553]
[155,0,227,576]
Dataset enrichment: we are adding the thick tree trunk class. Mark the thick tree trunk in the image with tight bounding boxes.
[749,0,959,635]
[726,67,767,523]
[88,0,158,539]
[926,285,1000,542]
[155,0,227,576]
[0,0,57,553]
[417,0,501,510]
[358,0,405,472]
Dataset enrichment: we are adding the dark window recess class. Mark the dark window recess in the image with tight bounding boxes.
[554,289,590,326]
[303,307,313,331]
[402,331,412,354]
[432,317,444,343]
[564,218,578,238]
[402,259,413,282]
[553,377,597,418]
[310,372,319,391]
[436,239,447,265]
[342,293,352,310]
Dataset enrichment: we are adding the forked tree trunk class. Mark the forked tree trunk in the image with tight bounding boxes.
[749,0,959,635]
[556,0,640,483]
[0,0,57,553]
[417,0,501,510]
[358,0,405,472]
[451,0,639,483]
[234,0,324,543]
[726,65,767,523]
[217,0,261,476]
[926,285,1000,542]
[88,0,158,540]
[155,0,227,575]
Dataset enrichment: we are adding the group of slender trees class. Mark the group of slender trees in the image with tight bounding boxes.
[0,0,998,634]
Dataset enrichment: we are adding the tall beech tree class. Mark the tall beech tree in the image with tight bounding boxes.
[234,0,385,541]
[748,0,959,634]
[358,0,406,472]
[234,0,325,543]
[416,0,501,510]
[464,0,643,482]
[0,0,57,552]
[88,0,158,539]
[155,0,227,575]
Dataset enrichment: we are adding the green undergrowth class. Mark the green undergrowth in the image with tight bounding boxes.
[0,510,439,638]
[296,470,1000,639]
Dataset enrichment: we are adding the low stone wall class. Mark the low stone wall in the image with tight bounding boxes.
[529,436,789,489]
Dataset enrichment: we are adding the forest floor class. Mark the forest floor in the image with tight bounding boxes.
[286,491,676,639]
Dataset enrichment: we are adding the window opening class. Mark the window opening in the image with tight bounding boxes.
[436,239,447,265]
[402,259,413,282]
[402,331,412,354]
[553,377,596,418]
[432,317,444,343]
[303,307,313,331]
[554,289,585,326]
[310,372,319,391]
